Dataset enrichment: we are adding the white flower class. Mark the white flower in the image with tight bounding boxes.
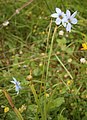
[59,30,64,36]
[15,9,20,14]
[51,8,78,32]
[2,21,9,27]
[80,58,86,63]
[67,58,72,63]
[11,77,21,94]
[51,8,66,26]
[65,10,77,32]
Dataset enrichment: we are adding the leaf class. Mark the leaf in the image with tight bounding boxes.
[48,97,65,110]
[33,68,42,77]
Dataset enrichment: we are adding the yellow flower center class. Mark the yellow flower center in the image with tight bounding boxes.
[59,15,63,19]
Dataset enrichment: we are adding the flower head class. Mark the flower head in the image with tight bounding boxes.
[51,8,66,26]
[65,10,77,32]
[2,20,9,27]
[59,30,64,36]
[67,80,73,86]
[81,43,87,50]
[51,8,78,32]
[4,107,9,113]
[11,77,21,94]
[80,58,86,63]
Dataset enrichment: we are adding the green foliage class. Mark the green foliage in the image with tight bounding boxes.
[48,97,65,111]
[0,0,87,120]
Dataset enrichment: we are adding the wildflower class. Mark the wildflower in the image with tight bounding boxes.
[51,8,66,26]
[59,30,64,36]
[4,107,9,113]
[80,58,86,63]
[15,9,20,14]
[11,77,21,94]
[64,74,68,78]
[81,43,87,50]
[67,58,72,63]
[41,53,45,56]
[67,80,73,86]
[2,20,9,27]
[19,50,23,55]
[65,10,77,32]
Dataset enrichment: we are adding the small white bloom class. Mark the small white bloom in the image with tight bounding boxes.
[16,9,20,14]
[59,30,64,36]
[65,10,77,32]
[80,58,86,63]
[51,8,66,26]
[11,77,21,94]
[2,20,9,27]
[67,58,72,63]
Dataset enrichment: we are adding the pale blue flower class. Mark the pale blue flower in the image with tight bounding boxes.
[65,10,77,32]
[51,8,66,26]
[11,77,21,94]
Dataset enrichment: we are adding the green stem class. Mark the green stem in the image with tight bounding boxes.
[55,54,73,80]
[46,26,57,80]
[29,83,44,120]
[2,89,23,120]
[44,26,57,120]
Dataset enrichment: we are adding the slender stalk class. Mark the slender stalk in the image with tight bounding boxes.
[55,54,73,80]
[46,26,57,80]
[2,89,23,120]
[46,19,52,52]
[29,83,44,119]
[44,26,57,120]
[8,0,34,21]
[0,0,34,29]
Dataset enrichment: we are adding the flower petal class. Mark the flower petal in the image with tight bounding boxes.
[66,10,71,18]
[15,85,21,94]
[61,12,65,18]
[12,77,17,83]
[66,23,72,32]
[51,13,58,18]
[62,21,67,27]
[56,8,61,14]
[71,11,77,19]
[15,86,19,92]
[11,80,16,84]
[62,17,67,27]
[71,18,77,24]
[16,81,20,85]
[55,18,61,25]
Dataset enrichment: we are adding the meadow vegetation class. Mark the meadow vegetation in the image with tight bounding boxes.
[0,0,87,120]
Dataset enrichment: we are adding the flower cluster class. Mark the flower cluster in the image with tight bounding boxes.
[51,8,77,32]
